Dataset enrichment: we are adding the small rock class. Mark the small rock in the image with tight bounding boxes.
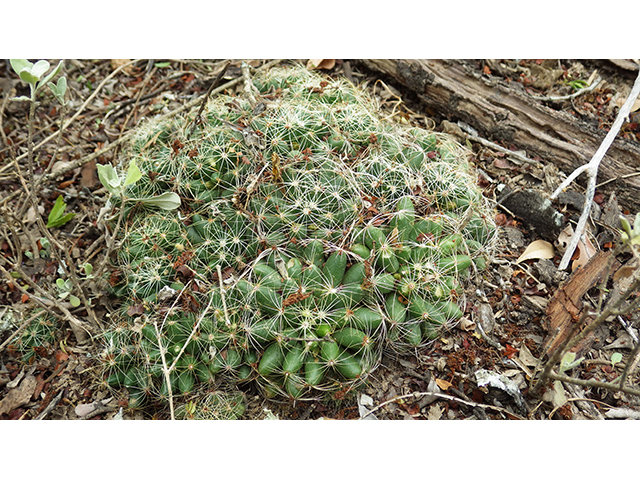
[521,295,548,313]
[534,258,567,286]
[498,187,565,241]
[476,303,495,334]
[504,227,526,248]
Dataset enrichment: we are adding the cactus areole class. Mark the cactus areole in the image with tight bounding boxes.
[101,64,495,405]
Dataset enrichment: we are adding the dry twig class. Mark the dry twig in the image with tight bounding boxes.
[363,391,526,420]
[550,67,640,270]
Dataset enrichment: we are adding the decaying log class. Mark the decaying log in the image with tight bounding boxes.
[359,59,640,212]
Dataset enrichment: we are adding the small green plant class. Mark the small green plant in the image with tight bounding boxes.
[559,351,584,374]
[10,311,59,362]
[46,195,75,228]
[79,262,94,278]
[564,78,589,91]
[55,278,81,307]
[610,352,623,368]
[97,158,181,212]
[620,213,640,247]
[47,76,68,106]
[10,59,64,103]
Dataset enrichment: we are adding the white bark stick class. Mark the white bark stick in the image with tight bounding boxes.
[551,67,640,270]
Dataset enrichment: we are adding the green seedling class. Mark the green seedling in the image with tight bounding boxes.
[610,352,623,368]
[79,262,94,278]
[97,158,181,210]
[559,351,584,374]
[564,78,588,91]
[47,76,68,106]
[620,213,640,247]
[24,237,51,259]
[46,195,75,228]
[55,278,81,307]
[10,59,63,103]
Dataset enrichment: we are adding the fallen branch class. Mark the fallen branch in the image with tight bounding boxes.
[550,66,640,270]
[530,76,602,103]
[457,121,538,165]
[34,389,64,420]
[548,371,640,397]
[362,390,526,420]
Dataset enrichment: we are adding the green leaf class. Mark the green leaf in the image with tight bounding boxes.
[97,163,122,195]
[10,59,33,76]
[620,215,632,236]
[19,69,40,86]
[138,192,181,210]
[559,351,583,373]
[70,295,81,308]
[47,196,76,228]
[154,62,171,68]
[56,278,66,290]
[48,76,67,105]
[49,195,66,218]
[30,60,50,80]
[124,159,142,186]
[611,352,623,367]
[38,60,63,90]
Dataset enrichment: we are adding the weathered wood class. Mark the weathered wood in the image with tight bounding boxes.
[542,250,619,359]
[359,59,640,212]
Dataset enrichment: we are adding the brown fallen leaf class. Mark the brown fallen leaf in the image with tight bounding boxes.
[435,378,452,391]
[457,317,476,332]
[516,239,554,263]
[557,225,598,271]
[613,265,637,283]
[307,59,336,70]
[0,375,37,415]
[427,404,443,420]
[493,158,516,170]
[80,160,98,188]
[110,59,135,75]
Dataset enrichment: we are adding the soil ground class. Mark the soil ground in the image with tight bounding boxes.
[1,59,639,420]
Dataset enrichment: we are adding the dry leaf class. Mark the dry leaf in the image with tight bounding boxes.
[51,160,72,176]
[613,265,637,282]
[435,378,452,391]
[307,59,336,70]
[0,375,37,415]
[516,239,554,263]
[558,225,597,271]
[517,343,539,368]
[427,404,443,420]
[457,317,476,332]
[110,59,135,75]
[80,160,98,188]
[615,95,640,113]
[24,205,45,224]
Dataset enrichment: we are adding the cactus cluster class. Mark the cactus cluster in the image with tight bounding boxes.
[9,311,58,362]
[100,64,495,406]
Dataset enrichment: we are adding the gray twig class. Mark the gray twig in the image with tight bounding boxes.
[550,67,640,270]
[530,76,602,102]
